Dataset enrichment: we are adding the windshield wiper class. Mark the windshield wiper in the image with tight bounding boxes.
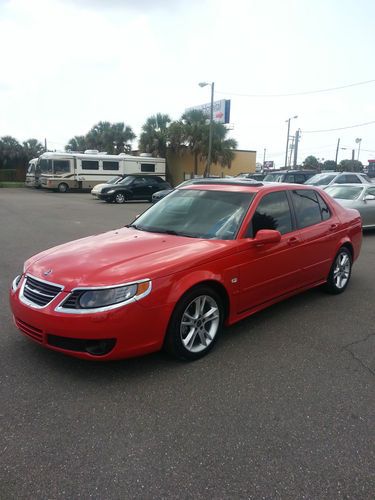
[147,228,198,238]
[125,224,146,231]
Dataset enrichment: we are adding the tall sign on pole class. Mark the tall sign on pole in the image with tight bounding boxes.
[185,99,231,124]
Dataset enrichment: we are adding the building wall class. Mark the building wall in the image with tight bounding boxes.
[166,149,257,186]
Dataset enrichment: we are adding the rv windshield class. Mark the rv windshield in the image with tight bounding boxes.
[39,159,53,174]
[27,163,35,174]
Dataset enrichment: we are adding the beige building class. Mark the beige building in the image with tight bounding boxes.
[166,149,257,186]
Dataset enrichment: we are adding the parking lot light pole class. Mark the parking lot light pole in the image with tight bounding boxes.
[199,81,214,177]
[284,115,298,168]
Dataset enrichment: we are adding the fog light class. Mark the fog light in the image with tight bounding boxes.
[85,339,116,356]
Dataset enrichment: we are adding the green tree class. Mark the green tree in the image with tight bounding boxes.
[66,122,136,154]
[22,138,45,160]
[322,160,337,171]
[0,136,23,168]
[338,159,363,172]
[85,121,136,154]
[180,110,208,175]
[65,135,88,152]
[139,113,171,158]
[209,122,237,171]
[303,155,320,170]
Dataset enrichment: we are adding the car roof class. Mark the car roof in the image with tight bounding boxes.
[179,178,321,194]
[325,183,368,188]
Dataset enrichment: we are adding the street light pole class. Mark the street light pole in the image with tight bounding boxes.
[284,115,298,168]
[199,81,215,177]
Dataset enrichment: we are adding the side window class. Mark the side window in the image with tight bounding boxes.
[366,187,375,197]
[247,191,292,237]
[294,174,306,184]
[103,161,119,171]
[133,177,146,186]
[53,160,70,174]
[316,192,331,221]
[285,174,295,182]
[82,160,99,170]
[141,163,155,173]
[292,190,322,228]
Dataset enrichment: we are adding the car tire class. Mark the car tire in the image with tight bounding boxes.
[324,247,352,294]
[164,285,224,361]
[57,183,68,193]
[114,192,126,204]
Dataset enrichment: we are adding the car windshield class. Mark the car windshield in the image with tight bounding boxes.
[118,176,135,185]
[131,188,254,239]
[307,173,336,185]
[107,176,123,184]
[325,186,363,200]
[263,172,284,182]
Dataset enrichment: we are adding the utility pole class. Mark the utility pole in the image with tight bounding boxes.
[284,115,298,167]
[351,149,355,161]
[44,138,47,152]
[293,129,300,168]
[335,138,340,167]
[263,148,266,166]
[288,136,295,167]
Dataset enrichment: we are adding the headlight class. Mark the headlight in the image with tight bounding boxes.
[58,280,152,312]
[12,275,22,291]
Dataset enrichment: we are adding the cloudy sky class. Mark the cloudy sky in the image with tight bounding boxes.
[1,0,375,166]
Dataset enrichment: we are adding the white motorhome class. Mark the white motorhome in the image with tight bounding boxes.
[36,151,166,192]
[25,158,39,187]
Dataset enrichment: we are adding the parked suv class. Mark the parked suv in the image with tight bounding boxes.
[263,170,315,184]
[98,175,171,203]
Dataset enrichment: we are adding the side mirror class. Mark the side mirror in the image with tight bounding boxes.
[364,194,375,201]
[254,229,281,246]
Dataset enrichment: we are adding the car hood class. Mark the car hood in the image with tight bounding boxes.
[25,228,235,290]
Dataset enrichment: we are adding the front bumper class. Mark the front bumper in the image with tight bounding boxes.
[9,282,170,360]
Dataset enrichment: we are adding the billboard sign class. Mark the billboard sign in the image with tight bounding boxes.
[185,99,231,124]
[263,161,275,169]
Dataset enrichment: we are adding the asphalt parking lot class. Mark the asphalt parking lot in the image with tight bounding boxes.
[0,188,374,499]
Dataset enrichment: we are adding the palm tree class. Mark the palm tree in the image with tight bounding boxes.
[139,113,171,158]
[65,135,88,152]
[22,139,45,160]
[181,110,208,175]
[85,121,136,154]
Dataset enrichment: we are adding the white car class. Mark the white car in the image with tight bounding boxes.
[305,171,373,189]
[91,175,126,198]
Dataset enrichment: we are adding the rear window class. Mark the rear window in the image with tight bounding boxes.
[325,186,363,200]
[291,190,329,228]
[141,163,155,172]
[103,161,119,171]
[82,160,99,170]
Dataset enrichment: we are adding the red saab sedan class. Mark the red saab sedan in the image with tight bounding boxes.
[10,179,362,361]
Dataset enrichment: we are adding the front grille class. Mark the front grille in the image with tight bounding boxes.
[15,318,43,343]
[22,275,63,307]
[60,291,82,309]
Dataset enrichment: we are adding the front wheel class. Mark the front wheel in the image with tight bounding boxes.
[57,183,68,193]
[324,247,352,294]
[114,192,126,204]
[164,286,224,361]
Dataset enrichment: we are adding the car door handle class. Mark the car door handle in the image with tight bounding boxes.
[329,223,339,231]
[287,237,300,246]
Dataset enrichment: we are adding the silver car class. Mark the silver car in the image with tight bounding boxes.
[305,171,373,188]
[325,184,375,229]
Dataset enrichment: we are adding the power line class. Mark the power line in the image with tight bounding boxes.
[302,120,375,133]
[217,78,375,98]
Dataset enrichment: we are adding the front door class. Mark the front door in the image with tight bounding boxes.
[237,190,303,314]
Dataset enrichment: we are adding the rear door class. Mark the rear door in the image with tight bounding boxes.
[360,186,375,227]
[131,177,150,199]
[289,189,339,285]
[237,190,304,313]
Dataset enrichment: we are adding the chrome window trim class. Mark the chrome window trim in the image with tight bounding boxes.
[19,274,64,310]
[54,279,152,314]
